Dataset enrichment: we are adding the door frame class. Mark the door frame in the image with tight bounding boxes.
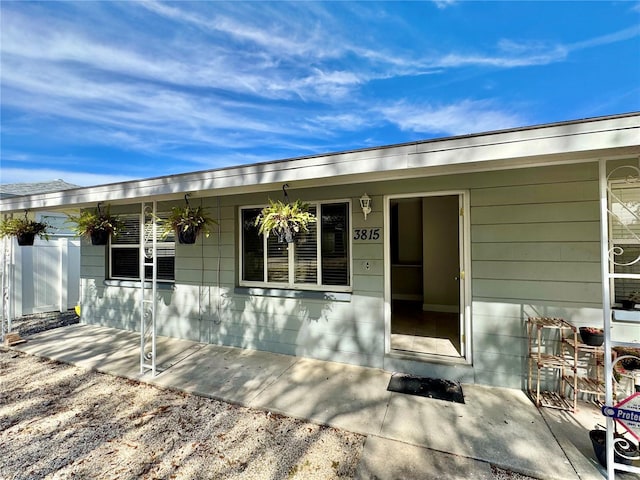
[383,190,472,364]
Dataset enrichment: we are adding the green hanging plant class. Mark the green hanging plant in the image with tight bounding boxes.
[66,204,123,245]
[0,214,50,246]
[255,199,316,243]
[158,205,217,244]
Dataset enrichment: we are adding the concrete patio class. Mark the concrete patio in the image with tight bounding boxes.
[8,323,633,479]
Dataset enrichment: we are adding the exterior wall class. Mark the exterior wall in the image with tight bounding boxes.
[79,160,626,389]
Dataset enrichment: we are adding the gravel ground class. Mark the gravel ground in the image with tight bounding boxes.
[1,311,538,479]
[0,349,364,480]
[6,309,80,337]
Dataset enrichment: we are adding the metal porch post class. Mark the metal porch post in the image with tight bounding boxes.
[140,201,158,376]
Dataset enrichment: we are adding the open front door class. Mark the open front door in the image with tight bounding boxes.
[387,192,469,361]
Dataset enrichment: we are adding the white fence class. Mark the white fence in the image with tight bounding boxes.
[1,237,80,320]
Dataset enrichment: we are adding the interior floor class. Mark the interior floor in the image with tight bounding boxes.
[391,301,461,357]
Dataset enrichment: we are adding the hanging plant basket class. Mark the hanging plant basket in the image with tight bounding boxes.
[277,226,295,244]
[90,229,110,245]
[255,199,316,243]
[177,227,198,245]
[16,232,36,246]
[67,204,122,245]
[159,203,216,245]
[0,215,49,246]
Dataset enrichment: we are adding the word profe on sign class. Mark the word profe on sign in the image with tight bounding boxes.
[603,406,640,422]
[602,392,640,441]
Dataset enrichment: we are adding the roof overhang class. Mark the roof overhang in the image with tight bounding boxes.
[2,113,639,214]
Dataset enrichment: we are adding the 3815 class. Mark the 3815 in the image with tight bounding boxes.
[353,228,380,240]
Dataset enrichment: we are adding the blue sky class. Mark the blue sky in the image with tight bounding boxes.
[1,1,639,187]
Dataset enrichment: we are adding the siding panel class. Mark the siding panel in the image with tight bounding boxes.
[472,201,598,224]
[473,279,601,304]
[471,180,598,206]
[472,260,600,282]
[472,222,599,242]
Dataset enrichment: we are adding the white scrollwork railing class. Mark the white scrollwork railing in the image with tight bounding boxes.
[607,165,640,269]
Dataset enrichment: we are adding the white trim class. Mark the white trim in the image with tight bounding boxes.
[109,211,175,282]
[238,199,353,292]
[384,190,472,365]
[461,190,472,363]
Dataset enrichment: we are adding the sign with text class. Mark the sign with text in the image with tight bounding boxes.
[602,392,640,441]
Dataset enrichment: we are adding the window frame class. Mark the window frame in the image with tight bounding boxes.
[109,212,176,283]
[239,199,352,292]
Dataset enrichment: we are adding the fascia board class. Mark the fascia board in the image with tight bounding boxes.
[1,114,638,214]
[408,121,640,168]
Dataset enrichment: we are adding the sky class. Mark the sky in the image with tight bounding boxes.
[1,1,639,187]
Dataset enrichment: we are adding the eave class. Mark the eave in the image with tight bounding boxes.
[2,112,639,214]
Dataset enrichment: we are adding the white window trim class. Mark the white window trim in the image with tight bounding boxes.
[239,199,352,292]
[109,212,175,283]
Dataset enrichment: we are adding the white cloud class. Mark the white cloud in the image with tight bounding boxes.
[568,25,640,51]
[378,100,525,136]
[1,1,637,174]
[309,113,371,132]
[433,0,457,9]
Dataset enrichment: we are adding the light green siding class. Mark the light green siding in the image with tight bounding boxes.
[467,162,602,388]
[79,160,615,389]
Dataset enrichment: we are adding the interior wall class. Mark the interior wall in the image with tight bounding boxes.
[391,199,423,301]
[422,196,460,312]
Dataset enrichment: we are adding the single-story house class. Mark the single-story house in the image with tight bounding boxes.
[2,113,639,389]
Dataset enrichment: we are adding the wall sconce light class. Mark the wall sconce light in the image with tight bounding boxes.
[360,193,372,220]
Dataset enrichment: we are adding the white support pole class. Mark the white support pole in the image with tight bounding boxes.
[1,236,10,341]
[598,159,616,480]
[140,202,158,377]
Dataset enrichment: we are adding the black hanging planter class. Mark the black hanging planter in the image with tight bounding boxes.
[90,230,110,245]
[177,228,198,245]
[16,232,36,246]
[276,227,295,243]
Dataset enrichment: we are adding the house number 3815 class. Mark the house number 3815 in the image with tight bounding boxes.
[353,228,381,241]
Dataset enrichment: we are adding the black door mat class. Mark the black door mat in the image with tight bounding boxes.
[387,374,465,404]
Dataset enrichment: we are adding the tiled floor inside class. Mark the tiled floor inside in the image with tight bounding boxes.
[390,301,461,357]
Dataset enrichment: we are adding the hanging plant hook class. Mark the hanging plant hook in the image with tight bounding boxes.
[97,202,103,216]
[184,193,191,208]
[282,184,290,204]
[23,210,29,220]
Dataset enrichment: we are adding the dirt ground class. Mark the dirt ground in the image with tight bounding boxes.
[0,349,364,480]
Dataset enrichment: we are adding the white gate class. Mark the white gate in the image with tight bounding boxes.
[2,237,80,318]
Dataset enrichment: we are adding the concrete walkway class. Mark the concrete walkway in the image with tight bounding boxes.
[8,324,625,480]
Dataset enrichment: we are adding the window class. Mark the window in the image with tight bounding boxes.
[110,214,175,281]
[609,182,640,304]
[240,201,350,290]
[38,213,76,237]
